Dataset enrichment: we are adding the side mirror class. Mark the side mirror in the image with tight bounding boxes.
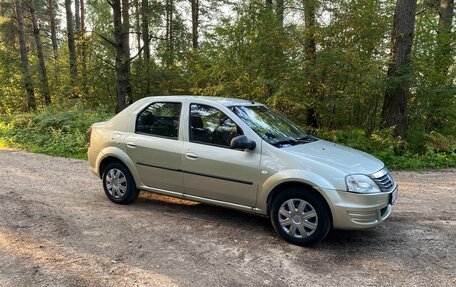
[230,135,256,150]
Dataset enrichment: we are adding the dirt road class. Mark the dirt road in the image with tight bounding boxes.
[0,148,455,286]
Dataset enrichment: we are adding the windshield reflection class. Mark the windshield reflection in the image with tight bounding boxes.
[229,105,317,147]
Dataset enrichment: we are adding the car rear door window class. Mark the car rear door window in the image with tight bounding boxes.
[136,102,181,138]
[189,103,243,147]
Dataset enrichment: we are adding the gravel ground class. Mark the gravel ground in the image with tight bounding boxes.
[0,148,455,287]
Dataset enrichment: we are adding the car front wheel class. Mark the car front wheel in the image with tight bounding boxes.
[270,188,331,246]
[102,162,139,204]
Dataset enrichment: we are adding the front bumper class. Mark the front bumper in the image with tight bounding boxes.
[321,186,397,230]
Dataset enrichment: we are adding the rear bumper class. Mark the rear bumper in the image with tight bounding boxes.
[87,147,101,177]
[321,187,397,230]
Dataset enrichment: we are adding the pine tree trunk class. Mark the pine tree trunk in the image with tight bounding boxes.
[14,0,36,110]
[122,0,132,103]
[75,0,80,32]
[80,0,85,30]
[29,0,51,105]
[191,0,199,49]
[435,0,454,81]
[381,0,417,138]
[303,0,318,128]
[141,0,150,60]
[276,0,284,28]
[65,0,78,85]
[47,0,58,64]
[135,0,141,55]
[425,0,454,131]
[113,0,131,111]
[141,0,151,94]
[80,0,88,96]
[166,0,174,67]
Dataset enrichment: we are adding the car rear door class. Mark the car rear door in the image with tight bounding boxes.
[125,101,185,193]
[182,103,261,207]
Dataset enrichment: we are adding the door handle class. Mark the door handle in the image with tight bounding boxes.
[126,142,137,148]
[185,152,198,160]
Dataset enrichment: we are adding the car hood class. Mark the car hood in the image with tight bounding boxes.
[284,139,384,175]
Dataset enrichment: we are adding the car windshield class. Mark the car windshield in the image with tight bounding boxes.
[229,105,317,147]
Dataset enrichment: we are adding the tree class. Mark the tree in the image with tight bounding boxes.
[65,0,78,84]
[191,0,199,50]
[47,0,58,65]
[28,0,51,105]
[111,0,132,111]
[13,0,36,110]
[382,0,417,138]
[165,0,174,67]
[141,0,151,94]
[80,0,88,95]
[424,0,454,131]
[75,0,80,32]
[276,0,284,28]
[302,0,318,128]
[435,0,454,77]
[121,0,131,100]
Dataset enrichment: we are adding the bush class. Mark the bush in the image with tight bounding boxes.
[315,128,456,170]
[0,104,113,159]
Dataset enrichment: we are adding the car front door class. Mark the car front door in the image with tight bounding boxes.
[182,103,260,207]
[125,101,184,193]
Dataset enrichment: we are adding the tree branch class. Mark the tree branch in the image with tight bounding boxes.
[95,31,116,47]
[130,34,154,61]
[416,7,432,16]
[96,55,116,70]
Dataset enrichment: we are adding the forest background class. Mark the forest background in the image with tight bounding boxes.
[0,0,454,169]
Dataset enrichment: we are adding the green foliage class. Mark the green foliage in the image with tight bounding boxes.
[316,128,456,170]
[0,104,113,159]
[0,0,454,170]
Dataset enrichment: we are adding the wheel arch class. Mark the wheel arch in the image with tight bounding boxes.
[99,156,124,178]
[266,181,333,224]
[96,147,142,187]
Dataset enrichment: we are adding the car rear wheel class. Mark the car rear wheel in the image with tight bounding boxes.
[270,187,331,246]
[102,162,139,204]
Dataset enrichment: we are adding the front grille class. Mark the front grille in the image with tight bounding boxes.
[370,168,396,192]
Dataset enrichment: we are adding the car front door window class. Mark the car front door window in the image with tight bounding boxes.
[189,103,242,148]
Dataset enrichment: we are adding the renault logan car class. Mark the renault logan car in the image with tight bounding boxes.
[88,96,397,245]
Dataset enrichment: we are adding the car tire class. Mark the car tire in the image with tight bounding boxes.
[270,187,331,246]
[102,162,139,204]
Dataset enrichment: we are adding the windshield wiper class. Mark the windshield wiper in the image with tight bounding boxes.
[295,134,317,142]
[271,138,299,147]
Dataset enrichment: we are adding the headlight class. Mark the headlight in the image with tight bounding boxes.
[345,174,381,193]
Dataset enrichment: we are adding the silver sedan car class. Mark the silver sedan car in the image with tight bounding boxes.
[88,96,398,245]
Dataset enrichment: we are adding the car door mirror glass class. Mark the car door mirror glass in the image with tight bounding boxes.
[230,135,256,150]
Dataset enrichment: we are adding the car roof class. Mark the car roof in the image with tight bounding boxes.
[140,95,264,107]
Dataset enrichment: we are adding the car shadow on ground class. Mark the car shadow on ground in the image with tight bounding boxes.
[133,192,272,229]
[126,192,400,249]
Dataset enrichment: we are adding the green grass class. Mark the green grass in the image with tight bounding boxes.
[0,107,454,170]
